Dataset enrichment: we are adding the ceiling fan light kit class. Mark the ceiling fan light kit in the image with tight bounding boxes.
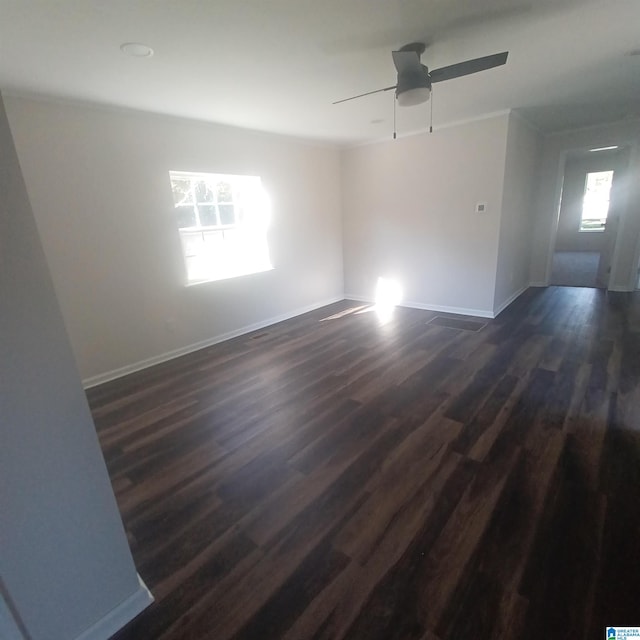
[334,43,508,136]
[396,86,431,107]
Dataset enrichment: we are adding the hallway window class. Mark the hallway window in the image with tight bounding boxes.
[580,170,613,232]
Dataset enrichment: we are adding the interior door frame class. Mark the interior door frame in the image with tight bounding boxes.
[542,151,568,286]
[622,144,640,291]
[545,145,630,289]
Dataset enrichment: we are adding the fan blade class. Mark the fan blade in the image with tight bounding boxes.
[429,51,508,83]
[392,49,423,75]
[333,85,397,104]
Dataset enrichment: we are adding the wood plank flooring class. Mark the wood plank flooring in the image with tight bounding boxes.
[87,286,640,640]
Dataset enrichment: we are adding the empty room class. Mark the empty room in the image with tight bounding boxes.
[2,1,640,640]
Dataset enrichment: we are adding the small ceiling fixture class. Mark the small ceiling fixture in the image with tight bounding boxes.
[120,42,154,58]
[590,145,619,152]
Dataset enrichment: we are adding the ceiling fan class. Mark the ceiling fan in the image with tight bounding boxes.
[334,43,508,110]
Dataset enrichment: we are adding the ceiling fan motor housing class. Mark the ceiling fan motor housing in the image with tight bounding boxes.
[396,65,431,105]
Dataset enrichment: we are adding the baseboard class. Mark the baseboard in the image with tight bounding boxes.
[83,296,344,388]
[403,299,495,318]
[607,285,634,292]
[529,282,635,293]
[343,294,372,303]
[344,294,494,319]
[493,285,529,317]
[74,575,153,640]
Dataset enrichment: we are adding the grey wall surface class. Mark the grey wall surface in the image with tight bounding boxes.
[0,93,142,640]
[5,96,344,384]
[493,112,541,313]
[342,114,510,317]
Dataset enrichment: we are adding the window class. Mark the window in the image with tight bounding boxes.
[580,170,613,232]
[170,171,272,284]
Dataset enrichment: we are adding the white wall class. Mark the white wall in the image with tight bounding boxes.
[493,112,540,313]
[5,96,344,384]
[342,114,510,317]
[0,94,150,640]
[530,120,640,289]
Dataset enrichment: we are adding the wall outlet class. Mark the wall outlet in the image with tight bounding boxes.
[475,202,488,213]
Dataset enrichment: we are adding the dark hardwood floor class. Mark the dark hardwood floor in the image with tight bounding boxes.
[87,286,640,640]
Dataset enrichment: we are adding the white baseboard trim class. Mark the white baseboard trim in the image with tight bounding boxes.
[74,575,153,640]
[403,299,495,318]
[343,294,373,305]
[529,282,635,293]
[343,294,371,302]
[493,285,529,317]
[400,301,493,318]
[83,296,344,388]
[344,294,494,319]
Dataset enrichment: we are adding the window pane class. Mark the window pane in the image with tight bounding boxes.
[219,204,235,226]
[195,180,214,203]
[216,181,233,202]
[171,179,192,206]
[170,170,272,284]
[580,170,613,232]
[175,205,197,228]
[199,205,219,226]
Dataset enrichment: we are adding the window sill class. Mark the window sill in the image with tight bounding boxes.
[185,264,274,287]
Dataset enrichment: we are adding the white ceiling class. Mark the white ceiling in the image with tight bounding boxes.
[1,0,639,144]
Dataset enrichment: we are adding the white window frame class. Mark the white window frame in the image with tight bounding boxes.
[169,171,272,285]
[579,170,614,233]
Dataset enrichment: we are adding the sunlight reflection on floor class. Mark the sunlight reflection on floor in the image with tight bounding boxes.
[319,278,402,325]
[374,277,402,324]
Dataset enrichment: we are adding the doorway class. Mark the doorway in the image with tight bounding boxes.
[550,147,630,288]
